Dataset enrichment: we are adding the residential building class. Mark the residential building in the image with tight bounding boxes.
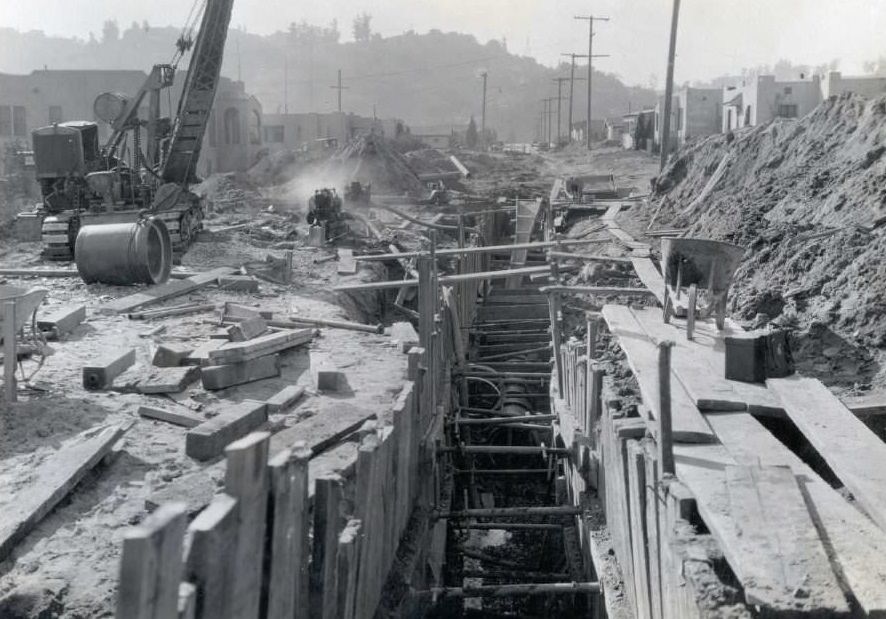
[722,74,821,131]
[820,71,886,99]
[603,117,626,143]
[622,109,655,151]
[654,87,721,152]
[0,69,263,177]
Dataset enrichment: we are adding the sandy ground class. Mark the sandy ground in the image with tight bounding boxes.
[0,205,408,616]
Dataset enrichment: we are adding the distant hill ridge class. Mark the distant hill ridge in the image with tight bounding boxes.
[0,24,656,141]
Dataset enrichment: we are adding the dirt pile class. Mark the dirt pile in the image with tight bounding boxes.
[649,93,886,390]
[193,173,269,213]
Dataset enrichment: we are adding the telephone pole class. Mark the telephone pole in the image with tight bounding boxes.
[660,0,681,171]
[561,53,588,143]
[575,15,610,149]
[480,71,488,150]
[552,78,570,145]
[330,69,349,113]
[541,96,557,146]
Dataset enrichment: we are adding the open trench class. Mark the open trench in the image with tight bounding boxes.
[426,270,596,617]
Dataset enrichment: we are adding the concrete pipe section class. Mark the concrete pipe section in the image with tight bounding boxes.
[75,217,172,285]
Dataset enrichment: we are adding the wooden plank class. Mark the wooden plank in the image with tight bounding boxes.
[185,494,238,619]
[642,440,663,619]
[724,463,843,609]
[673,439,849,614]
[224,432,270,619]
[267,443,312,619]
[265,385,306,413]
[37,304,86,336]
[601,305,715,443]
[116,502,187,619]
[136,366,200,394]
[153,342,194,367]
[99,267,234,315]
[138,405,204,428]
[354,433,380,618]
[632,307,781,412]
[0,423,126,561]
[228,316,267,341]
[337,248,358,275]
[768,376,886,532]
[336,519,362,619]
[707,411,886,616]
[626,440,652,619]
[629,258,665,305]
[186,400,268,461]
[207,328,314,365]
[201,354,281,390]
[82,348,136,390]
[312,474,345,619]
[393,384,415,539]
[184,340,225,366]
[3,301,15,401]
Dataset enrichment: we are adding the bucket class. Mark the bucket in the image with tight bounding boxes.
[75,217,172,285]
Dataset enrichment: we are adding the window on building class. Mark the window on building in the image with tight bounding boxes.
[264,125,285,143]
[223,107,240,145]
[49,105,63,124]
[784,86,793,95]
[777,104,798,118]
[249,109,261,145]
[0,107,11,136]
[12,106,26,137]
[208,111,217,147]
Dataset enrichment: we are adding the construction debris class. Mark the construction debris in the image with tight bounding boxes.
[82,348,137,391]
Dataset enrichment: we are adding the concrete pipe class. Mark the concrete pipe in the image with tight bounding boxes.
[75,217,172,285]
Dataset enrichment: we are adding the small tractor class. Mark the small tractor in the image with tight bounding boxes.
[344,181,371,206]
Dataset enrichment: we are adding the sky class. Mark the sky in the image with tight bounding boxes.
[2,0,885,86]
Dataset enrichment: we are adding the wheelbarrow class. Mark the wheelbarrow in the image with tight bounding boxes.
[1,285,48,401]
[660,238,744,338]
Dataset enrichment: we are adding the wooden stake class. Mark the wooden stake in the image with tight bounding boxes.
[3,301,16,402]
[658,341,676,475]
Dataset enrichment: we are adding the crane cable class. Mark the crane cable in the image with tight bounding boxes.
[170,0,207,69]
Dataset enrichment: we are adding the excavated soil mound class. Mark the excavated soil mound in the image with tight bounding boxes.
[335,133,425,196]
[649,93,886,390]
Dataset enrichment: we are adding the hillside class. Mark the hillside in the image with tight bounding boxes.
[0,23,656,141]
[648,93,886,391]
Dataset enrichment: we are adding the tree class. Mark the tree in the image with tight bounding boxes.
[466,116,479,148]
[102,20,119,44]
[353,13,372,43]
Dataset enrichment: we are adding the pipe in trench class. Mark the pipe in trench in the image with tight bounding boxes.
[75,217,172,285]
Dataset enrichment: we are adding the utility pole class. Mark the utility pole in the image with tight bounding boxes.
[480,71,488,150]
[283,54,289,114]
[660,0,681,171]
[330,69,349,113]
[561,53,589,143]
[575,15,610,149]
[552,77,570,146]
[541,96,557,146]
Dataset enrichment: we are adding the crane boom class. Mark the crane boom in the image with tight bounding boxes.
[161,0,235,185]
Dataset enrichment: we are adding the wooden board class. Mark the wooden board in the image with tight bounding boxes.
[224,432,270,619]
[186,401,268,461]
[207,329,313,365]
[136,365,200,394]
[185,494,238,619]
[37,304,85,336]
[706,411,886,616]
[601,305,715,443]
[0,423,126,561]
[725,464,842,609]
[138,405,204,428]
[265,385,306,413]
[673,440,848,614]
[767,376,886,532]
[228,317,267,342]
[153,342,194,367]
[82,348,136,390]
[201,354,281,390]
[629,258,665,305]
[98,267,234,315]
[631,307,782,413]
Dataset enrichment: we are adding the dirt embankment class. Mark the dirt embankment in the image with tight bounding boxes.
[649,93,886,392]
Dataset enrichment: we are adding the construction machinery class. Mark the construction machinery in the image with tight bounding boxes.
[344,181,372,206]
[307,188,350,241]
[29,0,234,261]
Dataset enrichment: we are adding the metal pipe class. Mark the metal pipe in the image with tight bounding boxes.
[75,217,172,285]
[414,582,600,599]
